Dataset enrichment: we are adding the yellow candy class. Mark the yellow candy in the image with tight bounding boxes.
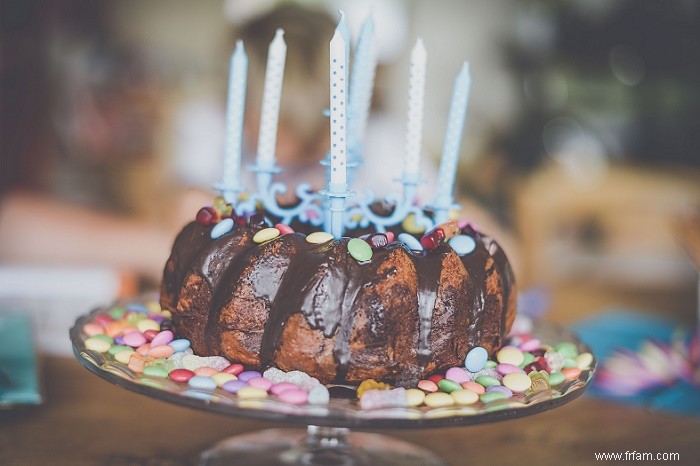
[253,227,281,244]
[451,389,479,405]
[424,392,455,408]
[136,319,160,333]
[576,352,593,370]
[357,379,390,399]
[114,349,134,364]
[146,301,161,313]
[401,214,426,235]
[306,231,334,244]
[237,386,268,400]
[212,373,237,387]
[406,388,426,407]
[496,346,524,366]
[85,337,111,353]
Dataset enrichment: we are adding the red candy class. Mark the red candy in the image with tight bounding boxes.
[222,363,244,376]
[169,368,196,383]
[524,356,550,374]
[428,374,444,384]
[143,329,158,342]
[420,227,445,251]
[196,207,220,225]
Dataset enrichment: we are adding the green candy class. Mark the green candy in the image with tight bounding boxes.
[108,345,130,356]
[143,365,169,378]
[108,307,126,319]
[347,238,373,262]
[92,334,114,344]
[480,391,507,403]
[555,341,578,359]
[438,379,461,393]
[475,375,500,388]
[484,360,497,369]
[520,352,536,368]
[548,372,565,386]
[562,357,578,369]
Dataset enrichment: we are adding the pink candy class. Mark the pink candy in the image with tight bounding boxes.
[496,363,524,376]
[277,388,308,405]
[82,323,104,337]
[247,377,273,391]
[461,381,486,395]
[417,379,439,393]
[275,223,294,235]
[519,338,541,352]
[270,382,299,396]
[445,367,470,384]
[149,345,174,359]
[123,331,147,348]
[151,330,174,347]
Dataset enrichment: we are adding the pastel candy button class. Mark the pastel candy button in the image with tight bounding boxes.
[82,322,104,337]
[247,377,273,391]
[211,218,234,239]
[347,238,373,262]
[424,392,455,408]
[497,346,524,366]
[237,386,268,400]
[496,363,524,376]
[169,339,191,353]
[445,367,470,384]
[480,391,507,403]
[85,337,111,353]
[136,319,160,333]
[502,372,532,393]
[150,330,174,347]
[306,231,334,244]
[448,235,476,255]
[308,385,330,405]
[123,332,147,348]
[253,227,281,244]
[417,379,439,393]
[437,379,461,393]
[398,233,423,252]
[238,371,262,382]
[270,382,299,396]
[188,375,217,390]
[222,379,249,394]
[548,372,565,387]
[406,388,425,407]
[114,349,134,364]
[487,385,513,397]
[576,352,593,370]
[169,368,196,383]
[277,388,307,405]
[475,375,500,388]
[149,345,174,359]
[465,346,488,372]
[143,365,168,378]
[461,381,485,395]
[212,373,237,387]
[451,389,479,405]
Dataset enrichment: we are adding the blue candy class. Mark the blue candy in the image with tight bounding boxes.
[398,233,424,251]
[187,375,217,390]
[448,235,476,255]
[211,218,234,239]
[465,346,488,373]
[169,338,191,353]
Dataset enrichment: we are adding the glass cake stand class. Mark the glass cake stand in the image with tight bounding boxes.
[70,299,595,466]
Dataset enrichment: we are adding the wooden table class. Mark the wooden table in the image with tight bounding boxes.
[1,354,698,466]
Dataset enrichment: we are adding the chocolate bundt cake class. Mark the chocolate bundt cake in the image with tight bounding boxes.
[160,209,516,386]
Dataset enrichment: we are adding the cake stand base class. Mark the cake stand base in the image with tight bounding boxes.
[198,425,446,466]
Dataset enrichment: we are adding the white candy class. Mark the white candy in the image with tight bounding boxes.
[308,385,330,405]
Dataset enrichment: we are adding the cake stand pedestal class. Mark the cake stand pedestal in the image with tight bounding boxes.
[70,300,595,466]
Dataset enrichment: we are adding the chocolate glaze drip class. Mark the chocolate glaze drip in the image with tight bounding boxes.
[410,248,446,368]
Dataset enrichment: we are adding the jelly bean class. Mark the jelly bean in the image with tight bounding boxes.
[108,345,130,356]
[196,206,220,225]
[503,372,532,393]
[212,372,237,387]
[562,367,582,381]
[496,363,524,376]
[427,374,444,384]
[114,349,134,365]
[169,368,196,383]
[417,379,439,393]
[238,370,262,382]
[82,323,104,337]
[398,233,423,251]
[548,372,565,387]
[277,388,308,405]
[247,377,273,391]
[221,379,248,393]
[143,365,168,378]
[237,386,268,400]
[497,346,524,366]
[461,381,485,395]
[85,337,111,353]
[555,341,578,359]
[448,235,476,255]
[128,353,146,373]
[445,367,470,384]
[306,231,334,244]
[488,385,513,398]
[169,339,191,353]
[253,227,281,244]
[576,352,593,370]
[519,338,541,352]
[137,319,160,333]
[151,330,174,347]
[194,367,218,377]
[451,389,479,405]
[480,391,507,403]
[188,376,217,390]
[123,332,147,348]
[424,392,455,408]
[438,379,461,393]
[270,382,299,396]
[420,227,445,251]
[348,238,373,262]
[363,233,389,250]
[248,212,271,230]
[275,223,294,235]
[406,388,426,407]
[136,344,151,356]
[143,329,158,342]
[464,346,488,372]
[211,218,234,239]
[475,375,500,388]
[222,363,244,376]
[308,385,330,405]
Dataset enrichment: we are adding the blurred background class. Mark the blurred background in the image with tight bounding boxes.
[1,0,699,355]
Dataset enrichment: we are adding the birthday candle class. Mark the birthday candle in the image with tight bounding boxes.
[405,38,427,177]
[221,41,247,199]
[256,29,287,168]
[329,15,350,185]
[434,62,471,205]
[348,15,376,156]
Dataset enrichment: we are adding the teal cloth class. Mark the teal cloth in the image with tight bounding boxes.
[572,311,700,416]
[0,315,42,406]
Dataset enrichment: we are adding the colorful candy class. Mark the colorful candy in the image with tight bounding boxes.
[497,346,524,366]
[451,389,479,405]
[347,238,373,262]
[398,233,423,251]
[306,231,334,244]
[448,235,476,255]
[275,223,294,235]
[196,207,220,226]
[424,392,455,408]
[502,372,532,393]
[465,346,489,372]
[211,218,234,239]
[253,227,281,243]
[445,367,470,384]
